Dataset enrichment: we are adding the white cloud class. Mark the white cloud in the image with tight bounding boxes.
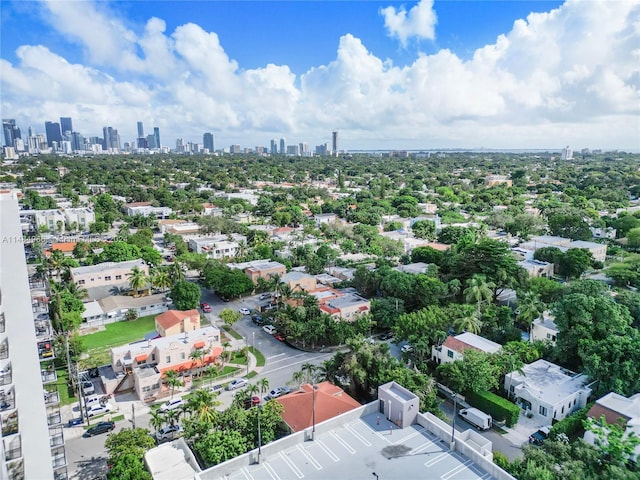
[1,0,638,150]
[380,0,437,47]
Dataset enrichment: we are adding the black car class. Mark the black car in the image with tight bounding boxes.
[252,315,264,325]
[83,421,115,437]
[529,427,550,445]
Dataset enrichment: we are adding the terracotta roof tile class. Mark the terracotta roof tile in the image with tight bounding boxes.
[442,336,481,354]
[155,309,200,330]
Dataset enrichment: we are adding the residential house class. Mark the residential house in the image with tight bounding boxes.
[281,271,318,292]
[505,359,592,425]
[583,392,640,462]
[95,293,168,326]
[124,202,172,219]
[276,382,361,432]
[530,313,559,345]
[71,259,148,288]
[109,325,222,401]
[394,262,432,275]
[519,235,607,263]
[485,175,513,187]
[45,242,77,257]
[431,332,502,364]
[314,213,338,227]
[229,260,287,284]
[155,310,201,337]
[318,292,370,321]
[188,234,247,259]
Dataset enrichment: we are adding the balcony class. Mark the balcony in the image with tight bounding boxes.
[0,388,15,411]
[47,407,62,427]
[49,426,65,448]
[0,369,12,387]
[38,340,55,361]
[0,312,5,334]
[54,470,69,480]
[0,339,8,360]
[2,411,19,437]
[7,458,24,480]
[41,368,57,384]
[4,435,22,462]
[35,320,52,339]
[44,389,60,406]
[51,445,67,469]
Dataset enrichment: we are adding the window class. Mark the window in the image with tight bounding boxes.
[539,406,547,416]
[78,280,85,285]
[180,352,185,360]
[115,275,122,280]
[447,350,454,358]
[90,278,95,282]
[561,406,564,414]
[165,356,171,363]
[151,354,155,362]
[509,385,515,393]
[104,276,111,281]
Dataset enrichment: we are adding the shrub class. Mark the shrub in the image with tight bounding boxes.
[466,390,520,427]
[493,451,511,470]
[549,404,591,441]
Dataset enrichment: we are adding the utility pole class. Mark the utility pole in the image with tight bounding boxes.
[131,403,136,429]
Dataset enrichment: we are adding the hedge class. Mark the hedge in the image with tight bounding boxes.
[466,390,520,427]
[549,404,592,441]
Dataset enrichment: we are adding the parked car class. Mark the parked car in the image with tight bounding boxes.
[263,325,277,335]
[252,315,264,325]
[67,417,83,427]
[380,331,394,341]
[274,333,286,342]
[200,302,212,313]
[239,307,251,315]
[84,395,103,408]
[82,381,95,396]
[259,293,271,300]
[87,402,113,418]
[156,424,181,442]
[159,398,184,413]
[263,386,291,401]
[401,344,413,353]
[243,396,261,409]
[226,378,249,391]
[529,426,551,445]
[83,421,115,437]
[209,384,224,394]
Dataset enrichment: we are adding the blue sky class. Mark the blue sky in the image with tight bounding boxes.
[1,0,638,150]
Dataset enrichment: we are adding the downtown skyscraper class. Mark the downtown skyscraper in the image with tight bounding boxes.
[203,132,214,152]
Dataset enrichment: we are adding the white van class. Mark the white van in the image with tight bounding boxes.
[458,407,492,430]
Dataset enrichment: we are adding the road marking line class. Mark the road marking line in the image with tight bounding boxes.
[266,353,286,360]
[262,354,333,374]
[330,431,356,454]
[441,459,473,480]
[389,425,425,445]
[279,452,304,478]
[411,439,435,454]
[297,445,322,470]
[263,462,281,480]
[424,452,449,467]
[317,440,340,462]
[345,424,372,447]
[267,353,307,364]
[241,466,255,479]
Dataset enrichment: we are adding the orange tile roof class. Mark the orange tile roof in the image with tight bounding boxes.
[155,309,200,330]
[276,382,361,432]
[158,346,223,374]
[442,336,481,354]
[194,341,205,349]
[45,242,77,256]
[425,242,452,251]
[135,354,148,362]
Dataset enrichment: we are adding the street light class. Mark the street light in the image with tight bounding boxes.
[257,404,262,464]
[450,392,458,446]
[252,331,255,351]
[312,384,319,441]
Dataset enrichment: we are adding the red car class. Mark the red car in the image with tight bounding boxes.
[274,333,286,342]
[200,303,212,313]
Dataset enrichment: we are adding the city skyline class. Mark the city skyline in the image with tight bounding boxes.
[1,1,639,151]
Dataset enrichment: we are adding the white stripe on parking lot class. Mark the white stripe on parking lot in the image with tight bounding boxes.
[279,451,304,478]
[263,462,281,480]
[297,445,322,470]
[267,353,286,360]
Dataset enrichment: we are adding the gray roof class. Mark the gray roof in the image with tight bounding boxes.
[71,258,146,276]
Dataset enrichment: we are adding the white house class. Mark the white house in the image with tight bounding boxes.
[530,312,559,345]
[505,359,593,425]
[431,332,502,364]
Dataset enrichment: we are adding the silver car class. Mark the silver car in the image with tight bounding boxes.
[226,378,249,391]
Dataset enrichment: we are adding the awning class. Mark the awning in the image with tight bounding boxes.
[194,341,205,349]
[135,354,148,362]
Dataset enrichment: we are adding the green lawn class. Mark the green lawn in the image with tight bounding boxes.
[82,316,157,350]
[79,316,157,369]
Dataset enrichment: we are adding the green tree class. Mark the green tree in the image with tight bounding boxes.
[193,429,247,467]
[127,266,149,296]
[625,227,640,248]
[105,428,155,480]
[436,350,500,394]
[220,308,242,329]
[464,274,495,313]
[584,415,640,467]
[412,220,436,240]
[516,291,545,330]
[150,268,172,292]
[163,369,184,399]
[100,241,141,263]
[557,248,594,279]
[170,280,201,310]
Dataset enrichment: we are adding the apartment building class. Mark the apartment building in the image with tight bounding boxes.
[431,332,502,364]
[228,260,287,284]
[70,259,148,288]
[188,234,247,259]
[0,192,65,480]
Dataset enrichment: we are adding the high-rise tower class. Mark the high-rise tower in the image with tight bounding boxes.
[2,119,21,147]
[203,132,214,152]
[45,121,62,147]
[60,117,73,135]
[280,138,286,155]
[153,127,160,149]
[137,121,144,138]
[332,130,338,157]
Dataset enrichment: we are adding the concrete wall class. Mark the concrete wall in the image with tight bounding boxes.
[416,412,516,480]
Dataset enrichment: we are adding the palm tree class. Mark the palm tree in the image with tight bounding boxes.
[149,410,167,437]
[453,304,483,335]
[221,341,232,363]
[163,370,184,400]
[151,268,172,293]
[301,362,318,384]
[189,347,209,378]
[127,266,149,297]
[464,274,495,313]
[65,282,88,301]
[288,370,305,389]
[258,377,270,396]
[516,291,545,331]
[169,261,186,283]
[186,389,218,424]
[48,249,66,281]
